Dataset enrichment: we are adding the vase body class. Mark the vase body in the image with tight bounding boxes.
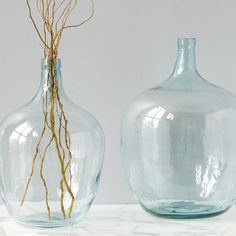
[121,38,236,218]
[0,59,105,227]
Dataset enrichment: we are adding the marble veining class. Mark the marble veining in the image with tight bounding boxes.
[0,205,234,235]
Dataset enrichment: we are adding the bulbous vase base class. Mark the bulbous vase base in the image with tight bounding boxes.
[17,214,76,228]
[15,211,88,228]
[141,201,231,219]
[12,201,91,228]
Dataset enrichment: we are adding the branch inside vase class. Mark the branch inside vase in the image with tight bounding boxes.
[20,0,94,220]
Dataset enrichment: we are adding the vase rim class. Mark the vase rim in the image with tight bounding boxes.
[178,38,196,48]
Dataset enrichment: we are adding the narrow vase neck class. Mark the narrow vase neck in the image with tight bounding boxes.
[39,59,64,95]
[172,38,198,76]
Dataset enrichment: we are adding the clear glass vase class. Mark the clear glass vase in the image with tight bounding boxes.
[0,59,105,227]
[121,38,236,218]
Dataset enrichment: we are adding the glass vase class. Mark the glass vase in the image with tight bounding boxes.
[0,59,105,227]
[121,38,236,218]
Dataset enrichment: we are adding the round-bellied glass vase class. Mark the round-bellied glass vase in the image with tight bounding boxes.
[0,59,105,227]
[121,38,236,218]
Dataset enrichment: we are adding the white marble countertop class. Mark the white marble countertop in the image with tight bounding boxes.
[0,204,235,235]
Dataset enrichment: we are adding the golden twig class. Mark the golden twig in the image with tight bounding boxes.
[26,0,50,50]
[22,0,95,220]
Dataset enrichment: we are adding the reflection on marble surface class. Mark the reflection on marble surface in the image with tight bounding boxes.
[0,205,235,235]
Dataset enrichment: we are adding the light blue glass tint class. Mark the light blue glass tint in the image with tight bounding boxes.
[121,38,236,218]
[0,59,105,227]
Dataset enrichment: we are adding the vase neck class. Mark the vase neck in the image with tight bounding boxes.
[172,38,198,77]
[37,59,65,97]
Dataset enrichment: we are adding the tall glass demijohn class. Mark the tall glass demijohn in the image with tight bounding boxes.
[121,38,236,218]
[0,59,104,227]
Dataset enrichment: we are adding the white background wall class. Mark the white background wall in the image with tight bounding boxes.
[0,0,236,204]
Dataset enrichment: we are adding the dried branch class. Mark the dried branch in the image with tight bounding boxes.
[26,0,50,50]
[22,0,95,220]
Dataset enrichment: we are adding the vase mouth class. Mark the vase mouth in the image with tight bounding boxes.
[41,58,61,70]
[178,38,196,49]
